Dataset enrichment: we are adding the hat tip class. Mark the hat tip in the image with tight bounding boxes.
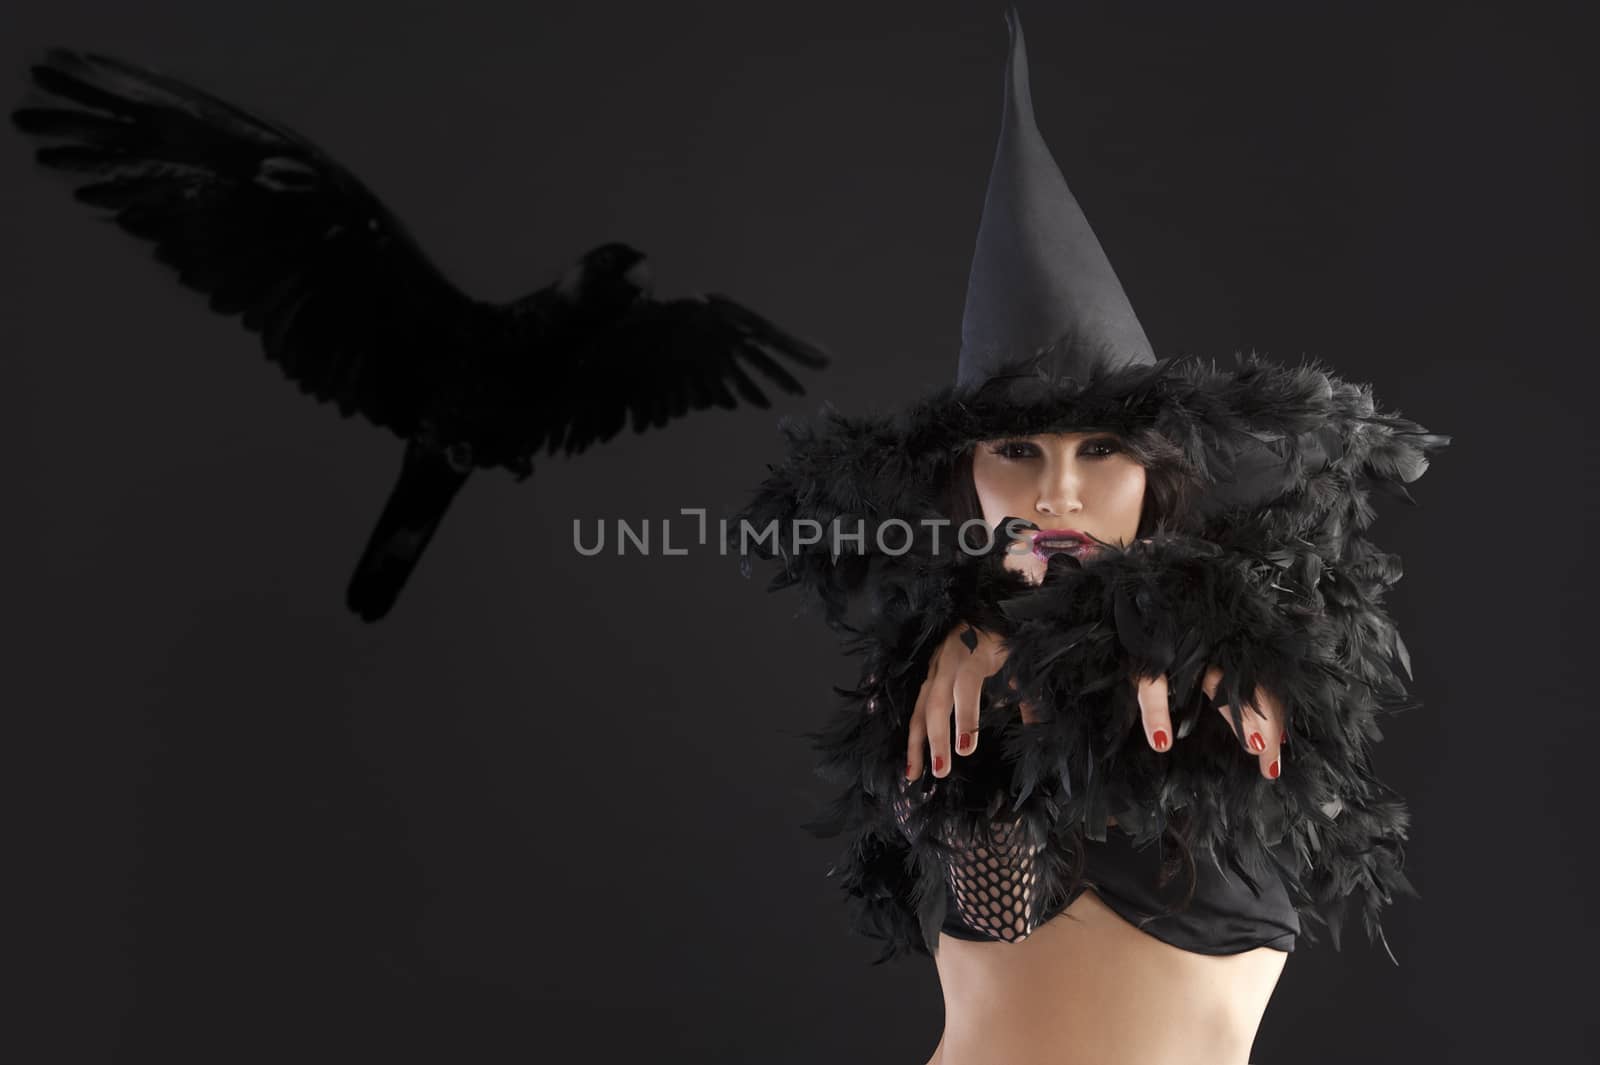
[1004,6,1025,53]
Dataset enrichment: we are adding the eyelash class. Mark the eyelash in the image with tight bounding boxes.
[988,437,1122,461]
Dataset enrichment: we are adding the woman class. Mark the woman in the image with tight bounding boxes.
[907,428,1295,1065]
[735,10,1447,1064]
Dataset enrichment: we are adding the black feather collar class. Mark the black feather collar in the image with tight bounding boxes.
[736,353,1450,963]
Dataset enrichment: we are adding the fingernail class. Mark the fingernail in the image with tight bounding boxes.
[1249,732,1265,753]
[934,755,945,773]
[1152,729,1169,751]
[958,732,973,753]
[1268,758,1280,779]
[906,761,914,780]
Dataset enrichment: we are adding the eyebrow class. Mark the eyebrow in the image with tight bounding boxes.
[984,433,1120,450]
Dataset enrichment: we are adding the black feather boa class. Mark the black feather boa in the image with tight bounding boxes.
[734,354,1448,964]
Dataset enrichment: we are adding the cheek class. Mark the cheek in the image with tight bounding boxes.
[971,461,1027,527]
[1101,464,1147,535]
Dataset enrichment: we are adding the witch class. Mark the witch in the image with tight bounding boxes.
[735,9,1448,1065]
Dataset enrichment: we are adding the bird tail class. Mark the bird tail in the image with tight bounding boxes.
[346,440,471,622]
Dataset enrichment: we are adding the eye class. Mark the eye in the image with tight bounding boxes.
[988,439,1039,460]
[1080,436,1123,459]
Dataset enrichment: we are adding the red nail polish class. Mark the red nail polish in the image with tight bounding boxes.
[958,732,972,752]
[1152,729,1169,751]
[1249,732,1265,753]
[1268,758,1280,779]
[934,755,945,772]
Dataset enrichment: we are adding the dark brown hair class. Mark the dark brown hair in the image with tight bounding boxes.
[941,426,1204,540]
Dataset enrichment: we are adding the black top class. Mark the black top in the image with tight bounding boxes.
[934,818,1299,955]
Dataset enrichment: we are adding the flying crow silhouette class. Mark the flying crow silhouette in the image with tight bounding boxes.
[12,49,830,622]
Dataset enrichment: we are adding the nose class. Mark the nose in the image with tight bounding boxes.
[1035,464,1083,517]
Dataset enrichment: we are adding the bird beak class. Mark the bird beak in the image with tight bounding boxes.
[623,259,653,291]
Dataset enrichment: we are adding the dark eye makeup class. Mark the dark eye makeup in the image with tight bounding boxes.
[987,436,1122,461]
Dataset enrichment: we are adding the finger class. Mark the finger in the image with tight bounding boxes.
[1135,673,1172,752]
[1006,672,1042,725]
[908,673,933,781]
[952,661,983,757]
[988,632,1038,725]
[1211,684,1270,757]
[1004,671,1042,724]
[906,708,928,782]
[1253,684,1284,780]
[1202,665,1248,750]
[908,642,940,716]
[926,665,956,778]
[912,665,934,731]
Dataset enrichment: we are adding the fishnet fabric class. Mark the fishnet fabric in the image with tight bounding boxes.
[891,785,1048,942]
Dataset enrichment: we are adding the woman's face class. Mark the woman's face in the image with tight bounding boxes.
[971,431,1146,585]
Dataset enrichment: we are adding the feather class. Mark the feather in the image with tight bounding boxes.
[1392,628,1413,682]
[737,352,1447,963]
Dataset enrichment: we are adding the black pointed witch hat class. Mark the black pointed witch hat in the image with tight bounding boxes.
[958,7,1154,388]
[741,6,1445,535]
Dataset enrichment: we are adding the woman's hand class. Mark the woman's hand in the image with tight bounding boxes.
[905,624,1285,782]
[1133,667,1284,780]
[906,624,1017,782]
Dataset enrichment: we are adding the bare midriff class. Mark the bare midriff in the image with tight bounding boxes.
[921,818,1289,1065]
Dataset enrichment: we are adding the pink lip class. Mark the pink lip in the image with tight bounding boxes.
[1030,528,1098,561]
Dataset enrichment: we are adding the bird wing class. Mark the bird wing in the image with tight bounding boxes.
[12,49,483,438]
[539,293,829,456]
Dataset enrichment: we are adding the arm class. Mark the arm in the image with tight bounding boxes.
[747,374,1447,961]
[907,620,1286,783]
[874,522,1421,957]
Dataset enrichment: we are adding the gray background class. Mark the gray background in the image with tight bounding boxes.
[4,1,1593,1062]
